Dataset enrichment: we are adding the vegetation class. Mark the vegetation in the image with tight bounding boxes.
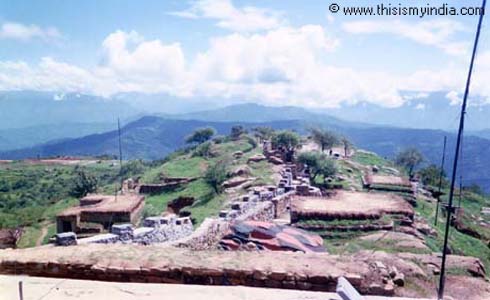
[185,127,216,144]
[418,164,447,188]
[192,141,214,158]
[297,152,336,181]
[204,160,229,194]
[230,125,246,140]
[340,136,352,157]
[395,147,424,177]
[308,127,339,152]
[252,126,274,143]
[71,169,98,198]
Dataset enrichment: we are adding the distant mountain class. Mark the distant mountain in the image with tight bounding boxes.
[2,113,489,192]
[321,92,490,131]
[470,129,490,140]
[0,91,140,130]
[0,122,114,151]
[169,103,363,126]
[0,117,298,160]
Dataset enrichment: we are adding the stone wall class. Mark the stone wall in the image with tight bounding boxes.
[175,218,229,250]
[77,216,194,246]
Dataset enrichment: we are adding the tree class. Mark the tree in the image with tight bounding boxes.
[272,130,300,151]
[309,128,339,152]
[418,164,448,188]
[185,127,216,144]
[340,136,352,157]
[395,148,424,177]
[204,160,228,194]
[272,130,301,162]
[230,125,246,140]
[253,126,274,143]
[71,169,98,198]
[297,152,337,180]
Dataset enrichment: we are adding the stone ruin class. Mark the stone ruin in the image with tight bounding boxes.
[56,193,145,234]
[57,214,194,246]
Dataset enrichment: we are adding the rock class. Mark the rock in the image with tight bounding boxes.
[222,177,250,188]
[233,151,244,159]
[55,232,77,246]
[247,154,266,163]
[393,273,405,287]
[374,261,387,270]
[372,165,379,173]
[229,165,251,177]
[389,266,398,278]
[269,156,284,165]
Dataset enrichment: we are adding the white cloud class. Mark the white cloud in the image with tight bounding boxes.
[415,103,426,110]
[1,28,489,109]
[342,19,469,56]
[170,0,284,32]
[0,22,61,41]
[446,91,462,106]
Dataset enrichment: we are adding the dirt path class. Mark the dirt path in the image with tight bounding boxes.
[36,226,48,247]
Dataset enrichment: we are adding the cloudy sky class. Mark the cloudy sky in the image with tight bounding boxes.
[0,0,489,108]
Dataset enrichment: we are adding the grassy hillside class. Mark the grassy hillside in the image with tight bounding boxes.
[0,161,123,247]
[321,149,490,271]
[140,137,273,225]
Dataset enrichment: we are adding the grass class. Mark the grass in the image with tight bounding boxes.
[297,215,392,227]
[248,160,275,185]
[415,196,490,271]
[141,156,207,183]
[323,233,431,255]
[16,225,42,248]
[140,138,268,226]
[352,150,391,167]
[42,223,56,245]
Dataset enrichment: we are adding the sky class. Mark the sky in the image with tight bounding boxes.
[0,0,489,109]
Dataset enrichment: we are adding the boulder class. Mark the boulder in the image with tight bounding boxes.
[222,177,251,189]
[269,156,284,165]
[229,165,252,177]
[247,154,266,163]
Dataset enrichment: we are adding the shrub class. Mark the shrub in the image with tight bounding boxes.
[193,141,214,158]
[204,160,228,194]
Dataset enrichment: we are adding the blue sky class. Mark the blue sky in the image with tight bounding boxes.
[0,0,489,108]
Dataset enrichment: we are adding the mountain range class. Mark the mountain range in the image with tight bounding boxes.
[1,103,489,192]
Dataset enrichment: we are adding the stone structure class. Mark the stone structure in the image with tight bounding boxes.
[56,194,145,233]
[74,214,194,246]
[291,191,414,223]
[55,232,77,246]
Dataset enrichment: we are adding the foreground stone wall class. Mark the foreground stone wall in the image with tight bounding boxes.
[0,244,374,294]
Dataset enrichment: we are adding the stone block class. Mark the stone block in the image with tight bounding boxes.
[55,232,77,246]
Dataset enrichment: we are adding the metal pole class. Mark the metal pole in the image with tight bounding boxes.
[458,176,463,208]
[18,281,23,300]
[435,136,447,226]
[117,118,123,192]
[438,1,486,299]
